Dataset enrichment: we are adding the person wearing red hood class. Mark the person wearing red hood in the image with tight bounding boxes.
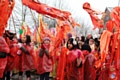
[37,37,52,80]
[0,36,10,80]
[6,37,19,80]
[81,44,96,80]
[56,38,84,80]
[16,35,35,80]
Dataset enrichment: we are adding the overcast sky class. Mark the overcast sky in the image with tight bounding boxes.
[69,0,119,11]
[7,0,120,37]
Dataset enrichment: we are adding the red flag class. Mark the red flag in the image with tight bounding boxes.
[115,36,120,69]
[19,22,32,39]
[26,26,32,36]
[0,0,15,36]
[106,20,115,32]
[22,0,71,21]
[83,2,104,30]
[110,6,120,31]
[33,27,37,42]
[56,47,68,80]
[109,32,118,65]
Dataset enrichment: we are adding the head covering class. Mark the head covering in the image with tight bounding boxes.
[81,36,85,42]
[94,38,100,47]
[67,33,72,39]
[81,44,91,53]
[66,37,79,50]
[26,35,31,44]
[4,30,16,40]
[43,37,51,41]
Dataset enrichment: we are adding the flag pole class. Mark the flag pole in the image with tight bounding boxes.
[30,9,41,41]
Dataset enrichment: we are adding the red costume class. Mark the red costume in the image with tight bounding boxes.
[15,43,35,72]
[6,39,19,71]
[66,49,83,80]
[37,43,52,74]
[57,48,83,80]
[0,36,10,78]
[82,50,96,80]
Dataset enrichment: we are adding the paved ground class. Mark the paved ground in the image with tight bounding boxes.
[10,74,40,80]
[5,72,53,80]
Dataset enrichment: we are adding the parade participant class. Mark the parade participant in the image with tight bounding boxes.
[77,36,85,49]
[93,40,101,67]
[16,35,35,80]
[77,40,84,49]
[89,39,95,51]
[6,36,19,80]
[81,44,96,80]
[92,41,101,80]
[33,41,39,51]
[2,30,18,80]
[65,38,83,80]
[37,37,52,80]
[80,36,85,42]
[75,37,80,42]
[0,36,10,80]
[84,33,93,44]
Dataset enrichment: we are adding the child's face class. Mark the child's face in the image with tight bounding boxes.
[22,36,27,43]
[87,34,92,39]
[94,45,98,50]
[89,40,94,45]
[67,43,73,50]
[76,37,79,41]
[44,40,50,45]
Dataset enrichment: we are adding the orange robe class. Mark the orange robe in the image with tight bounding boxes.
[83,50,96,80]
[15,43,35,72]
[6,39,19,71]
[0,36,10,78]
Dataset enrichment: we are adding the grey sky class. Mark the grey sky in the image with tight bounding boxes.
[7,0,119,37]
